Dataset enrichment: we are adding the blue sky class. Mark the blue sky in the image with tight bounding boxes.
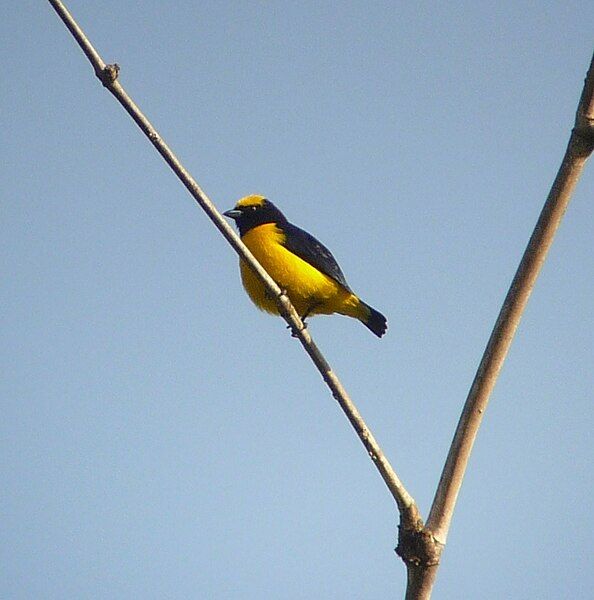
[2,2,593,598]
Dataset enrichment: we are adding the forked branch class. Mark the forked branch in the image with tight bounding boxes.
[46,2,594,598]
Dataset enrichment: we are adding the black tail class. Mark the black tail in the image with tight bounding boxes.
[360,302,387,338]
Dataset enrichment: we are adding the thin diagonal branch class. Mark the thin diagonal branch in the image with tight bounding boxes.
[47,0,419,524]
[426,51,594,546]
[400,51,594,600]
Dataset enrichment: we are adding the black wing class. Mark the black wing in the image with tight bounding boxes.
[282,222,353,292]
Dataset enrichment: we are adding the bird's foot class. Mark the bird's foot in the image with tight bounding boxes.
[287,320,308,337]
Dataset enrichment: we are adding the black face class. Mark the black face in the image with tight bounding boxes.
[224,199,287,236]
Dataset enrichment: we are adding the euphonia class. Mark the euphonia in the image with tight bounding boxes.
[224,195,387,337]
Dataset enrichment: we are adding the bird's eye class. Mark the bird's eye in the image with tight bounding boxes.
[249,205,257,211]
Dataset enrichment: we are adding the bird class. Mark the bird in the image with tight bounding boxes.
[224,195,387,337]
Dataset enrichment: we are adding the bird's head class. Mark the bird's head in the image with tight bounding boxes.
[224,195,287,235]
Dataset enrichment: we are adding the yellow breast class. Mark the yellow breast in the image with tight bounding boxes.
[238,223,355,317]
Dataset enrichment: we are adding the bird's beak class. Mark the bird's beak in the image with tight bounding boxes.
[223,209,242,220]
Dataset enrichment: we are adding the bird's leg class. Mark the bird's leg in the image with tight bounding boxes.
[277,288,301,335]
[286,300,322,337]
[300,301,322,324]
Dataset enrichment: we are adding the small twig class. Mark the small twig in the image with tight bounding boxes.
[47,0,419,523]
[575,51,594,134]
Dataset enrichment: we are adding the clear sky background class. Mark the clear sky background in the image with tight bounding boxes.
[2,2,593,598]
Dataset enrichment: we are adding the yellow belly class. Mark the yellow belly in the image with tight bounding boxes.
[239,223,360,318]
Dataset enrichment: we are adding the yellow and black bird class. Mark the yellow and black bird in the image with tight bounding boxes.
[224,195,387,337]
